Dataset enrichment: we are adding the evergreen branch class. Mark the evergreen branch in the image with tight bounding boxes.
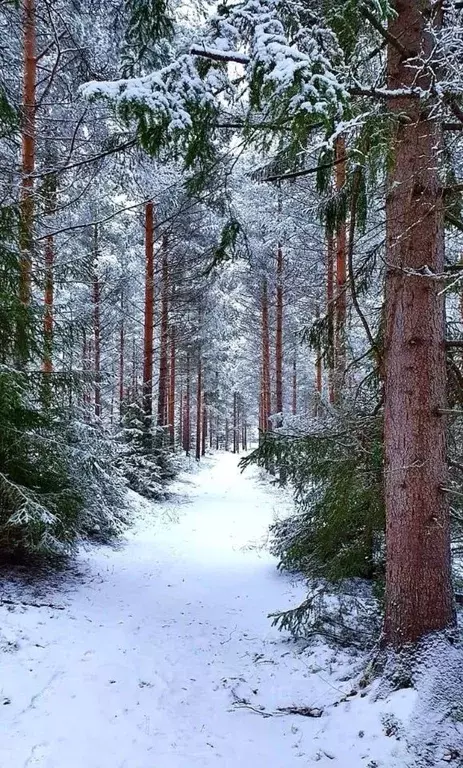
[347,166,382,367]
[445,211,463,232]
[263,155,348,183]
[359,4,408,57]
[190,45,250,65]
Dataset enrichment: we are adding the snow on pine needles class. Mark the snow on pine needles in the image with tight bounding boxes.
[0,453,451,767]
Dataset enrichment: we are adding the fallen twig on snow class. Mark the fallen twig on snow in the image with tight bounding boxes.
[0,598,65,611]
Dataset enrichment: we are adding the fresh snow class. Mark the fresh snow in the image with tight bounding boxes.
[0,453,450,767]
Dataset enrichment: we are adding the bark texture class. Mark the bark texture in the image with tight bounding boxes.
[327,234,335,404]
[276,244,284,418]
[334,135,347,395]
[195,356,202,461]
[92,226,101,419]
[157,233,169,428]
[261,279,271,433]
[142,202,154,417]
[20,0,37,306]
[168,325,176,444]
[384,0,454,647]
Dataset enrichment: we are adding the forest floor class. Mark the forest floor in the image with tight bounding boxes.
[0,453,459,767]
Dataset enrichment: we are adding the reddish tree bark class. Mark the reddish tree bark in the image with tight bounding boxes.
[261,279,272,433]
[183,353,191,455]
[168,325,176,444]
[383,0,454,647]
[142,202,154,417]
[195,356,202,461]
[275,244,284,418]
[92,226,101,419]
[327,234,335,403]
[119,291,125,415]
[334,135,347,396]
[157,233,169,429]
[20,0,37,306]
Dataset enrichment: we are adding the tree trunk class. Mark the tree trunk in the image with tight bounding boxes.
[195,356,202,461]
[142,202,154,418]
[233,392,239,454]
[275,244,284,421]
[183,353,191,455]
[292,350,297,415]
[42,169,56,373]
[383,0,454,647]
[334,136,347,397]
[261,279,271,433]
[327,234,335,403]
[225,417,229,451]
[157,233,169,429]
[168,325,176,445]
[315,302,323,403]
[119,291,125,416]
[92,226,101,419]
[202,392,207,457]
[132,337,138,402]
[20,0,37,306]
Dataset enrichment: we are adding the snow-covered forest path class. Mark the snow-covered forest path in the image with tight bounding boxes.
[1,454,411,767]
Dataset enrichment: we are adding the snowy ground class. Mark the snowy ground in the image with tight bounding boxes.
[0,453,458,767]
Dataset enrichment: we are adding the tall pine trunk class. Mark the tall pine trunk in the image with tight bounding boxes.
[261,279,271,433]
[20,0,37,307]
[183,353,191,455]
[195,355,202,461]
[201,391,207,457]
[292,350,297,415]
[92,226,101,419]
[383,0,454,647]
[315,302,323,407]
[327,234,335,403]
[157,233,169,429]
[119,290,125,416]
[275,244,284,420]
[168,325,176,444]
[334,136,347,397]
[42,175,56,373]
[142,202,154,418]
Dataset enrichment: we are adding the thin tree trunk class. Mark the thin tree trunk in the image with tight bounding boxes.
[202,391,207,457]
[42,169,56,373]
[233,392,238,454]
[168,325,176,444]
[157,233,169,430]
[183,353,191,455]
[334,135,347,398]
[383,0,454,647]
[142,202,154,418]
[225,417,229,451]
[327,234,335,404]
[92,226,101,419]
[292,350,297,415]
[119,291,125,416]
[261,279,271,433]
[20,0,37,306]
[132,337,137,402]
[276,244,284,421]
[179,379,183,447]
[195,355,202,461]
[82,331,89,410]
